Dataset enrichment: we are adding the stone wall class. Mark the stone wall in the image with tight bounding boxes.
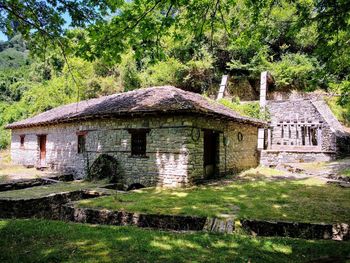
[266,100,336,152]
[260,150,336,166]
[10,115,259,187]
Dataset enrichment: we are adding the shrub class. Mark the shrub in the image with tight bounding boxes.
[218,98,267,120]
[267,53,322,90]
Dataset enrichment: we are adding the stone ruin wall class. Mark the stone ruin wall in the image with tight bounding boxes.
[267,100,336,152]
[11,116,259,187]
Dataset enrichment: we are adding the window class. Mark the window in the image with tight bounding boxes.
[77,134,86,154]
[129,129,149,157]
[310,127,318,146]
[20,135,25,148]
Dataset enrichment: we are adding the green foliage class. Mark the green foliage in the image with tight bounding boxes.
[219,98,264,120]
[139,58,185,88]
[119,51,141,91]
[0,36,125,149]
[0,48,29,68]
[325,96,350,127]
[267,53,322,90]
[1,0,350,149]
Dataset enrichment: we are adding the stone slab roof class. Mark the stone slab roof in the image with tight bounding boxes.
[6,86,265,129]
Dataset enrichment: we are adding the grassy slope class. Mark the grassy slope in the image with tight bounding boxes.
[77,177,350,223]
[0,219,349,263]
[325,96,350,127]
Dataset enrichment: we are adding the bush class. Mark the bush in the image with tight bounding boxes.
[139,58,185,88]
[267,53,322,90]
[119,51,141,91]
[218,98,267,120]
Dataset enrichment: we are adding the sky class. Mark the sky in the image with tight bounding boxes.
[0,31,7,41]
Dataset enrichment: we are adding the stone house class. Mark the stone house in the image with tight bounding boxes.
[6,86,265,187]
[257,72,350,166]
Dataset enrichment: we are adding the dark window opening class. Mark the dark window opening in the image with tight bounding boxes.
[281,126,284,138]
[77,134,86,154]
[288,126,291,138]
[20,135,25,148]
[301,126,306,145]
[311,128,318,146]
[130,130,148,157]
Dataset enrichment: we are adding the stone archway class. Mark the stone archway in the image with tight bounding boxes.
[88,154,123,183]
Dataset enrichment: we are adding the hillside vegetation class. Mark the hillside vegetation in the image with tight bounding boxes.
[0,0,349,148]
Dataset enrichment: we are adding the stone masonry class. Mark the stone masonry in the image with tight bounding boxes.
[11,115,259,187]
[258,71,350,166]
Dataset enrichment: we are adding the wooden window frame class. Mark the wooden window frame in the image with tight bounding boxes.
[76,131,87,154]
[128,129,149,157]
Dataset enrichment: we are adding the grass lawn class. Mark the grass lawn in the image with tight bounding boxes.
[0,219,349,263]
[0,181,107,199]
[77,177,350,223]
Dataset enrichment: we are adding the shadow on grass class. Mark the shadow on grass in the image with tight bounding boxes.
[78,178,350,223]
[0,219,349,263]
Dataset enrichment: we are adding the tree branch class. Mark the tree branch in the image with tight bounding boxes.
[0,2,81,109]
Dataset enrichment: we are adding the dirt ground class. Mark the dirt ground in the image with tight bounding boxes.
[0,150,60,183]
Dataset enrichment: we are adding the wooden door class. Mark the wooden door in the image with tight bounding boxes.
[39,135,46,165]
[203,130,219,178]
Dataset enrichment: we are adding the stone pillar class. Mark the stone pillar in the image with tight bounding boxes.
[257,128,265,150]
[258,71,269,150]
[216,75,229,100]
[260,71,268,108]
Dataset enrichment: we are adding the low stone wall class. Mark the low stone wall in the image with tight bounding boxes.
[327,174,350,183]
[0,190,102,219]
[260,150,336,166]
[0,174,74,192]
[241,219,349,241]
[62,205,210,232]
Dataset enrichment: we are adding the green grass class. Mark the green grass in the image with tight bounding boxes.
[0,219,349,263]
[239,166,289,180]
[339,168,350,177]
[325,96,350,127]
[0,181,107,199]
[77,177,350,223]
[0,174,9,183]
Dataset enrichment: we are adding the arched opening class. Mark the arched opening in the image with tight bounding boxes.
[88,154,123,183]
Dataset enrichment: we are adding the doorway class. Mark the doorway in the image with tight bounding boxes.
[203,130,219,179]
[38,135,47,167]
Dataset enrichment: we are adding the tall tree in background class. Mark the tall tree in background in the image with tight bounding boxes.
[0,0,349,94]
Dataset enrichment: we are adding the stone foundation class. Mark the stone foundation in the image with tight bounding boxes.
[0,174,74,192]
[241,219,349,241]
[260,150,336,166]
[0,190,103,219]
